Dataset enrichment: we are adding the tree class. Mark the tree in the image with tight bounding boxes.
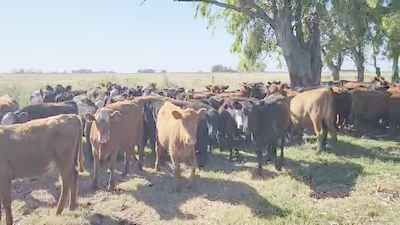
[319,6,347,81]
[169,0,326,88]
[382,5,400,82]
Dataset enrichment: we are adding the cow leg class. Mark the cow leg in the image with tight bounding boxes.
[122,144,133,177]
[326,119,338,149]
[107,151,119,191]
[91,153,100,190]
[256,146,263,177]
[170,153,182,192]
[85,122,93,162]
[270,143,278,170]
[321,122,328,149]
[277,134,286,170]
[56,170,70,215]
[311,118,324,153]
[68,167,79,211]
[188,148,197,189]
[0,176,12,225]
[155,142,162,171]
[137,143,145,171]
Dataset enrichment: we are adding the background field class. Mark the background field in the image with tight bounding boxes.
[0,71,392,107]
[2,72,400,225]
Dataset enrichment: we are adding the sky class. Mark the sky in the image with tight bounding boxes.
[0,0,393,73]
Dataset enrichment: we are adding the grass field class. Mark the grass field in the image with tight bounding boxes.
[2,72,400,225]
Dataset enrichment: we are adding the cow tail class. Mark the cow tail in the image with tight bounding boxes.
[76,117,85,173]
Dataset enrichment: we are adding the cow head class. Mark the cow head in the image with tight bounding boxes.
[1,111,28,125]
[172,107,207,146]
[84,109,121,144]
[229,101,251,134]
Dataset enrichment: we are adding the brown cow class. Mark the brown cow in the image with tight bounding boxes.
[0,114,84,225]
[289,87,337,152]
[85,96,162,190]
[85,100,142,191]
[0,94,19,121]
[155,101,207,191]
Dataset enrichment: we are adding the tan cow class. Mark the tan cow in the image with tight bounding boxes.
[84,96,161,191]
[289,87,337,152]
[155,101,207,191]
[0,114,84,225]
[0,94,19,121]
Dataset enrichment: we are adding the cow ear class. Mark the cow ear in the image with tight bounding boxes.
[46,85,53,91]
[111,110,121,118]
[84,114,96,121]
[66,85,72,92]
[172,111,183,119]
[197,108,207,118]
[40,89,44,97]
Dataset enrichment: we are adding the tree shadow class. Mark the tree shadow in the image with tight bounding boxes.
[131,171,288,221]
[284,159,363,199]
[87,213,139,225]
[324,140,400,162]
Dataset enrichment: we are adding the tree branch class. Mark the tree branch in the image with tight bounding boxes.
[174,0,275,26]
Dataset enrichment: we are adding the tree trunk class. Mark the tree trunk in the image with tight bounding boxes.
[353,50,365,82]
[373,55,381,77]
[273,16,321,88]
[392,54,399,83]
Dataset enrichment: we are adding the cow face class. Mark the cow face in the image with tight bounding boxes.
[1,112,28,125]
[172,108,207,146]
[84,109,121,144]
[227,101,252,134]
[29,90,45,105]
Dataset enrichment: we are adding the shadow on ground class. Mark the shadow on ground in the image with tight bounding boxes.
[131,171,288,221]
[88,213,139,225]
[284,158,363,199]
[326,140,400,162]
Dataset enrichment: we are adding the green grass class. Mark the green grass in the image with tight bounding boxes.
[2,72,400,225]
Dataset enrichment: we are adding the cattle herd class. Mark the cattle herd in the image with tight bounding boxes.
[0,76,399,224]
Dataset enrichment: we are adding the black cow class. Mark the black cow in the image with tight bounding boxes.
[218,97,250,162]
[1,101,78,125]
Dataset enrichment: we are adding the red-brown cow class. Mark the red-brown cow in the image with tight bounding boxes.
[0,114,84,225]
[155,101,207,191]
[85,96,162,191]
[289,87,337,152]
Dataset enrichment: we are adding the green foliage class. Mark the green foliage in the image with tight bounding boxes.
[382,11,400,58]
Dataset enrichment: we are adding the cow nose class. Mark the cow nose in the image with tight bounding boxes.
[238,124,243,130]
[99,136,110,144]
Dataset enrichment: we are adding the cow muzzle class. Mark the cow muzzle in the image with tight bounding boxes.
[98,135,110,144]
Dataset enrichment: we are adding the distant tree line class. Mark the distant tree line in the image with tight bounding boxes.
[211,64,239,73]
[9,69,116,74]
[71,69,116,74]
[137,68,168,73]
